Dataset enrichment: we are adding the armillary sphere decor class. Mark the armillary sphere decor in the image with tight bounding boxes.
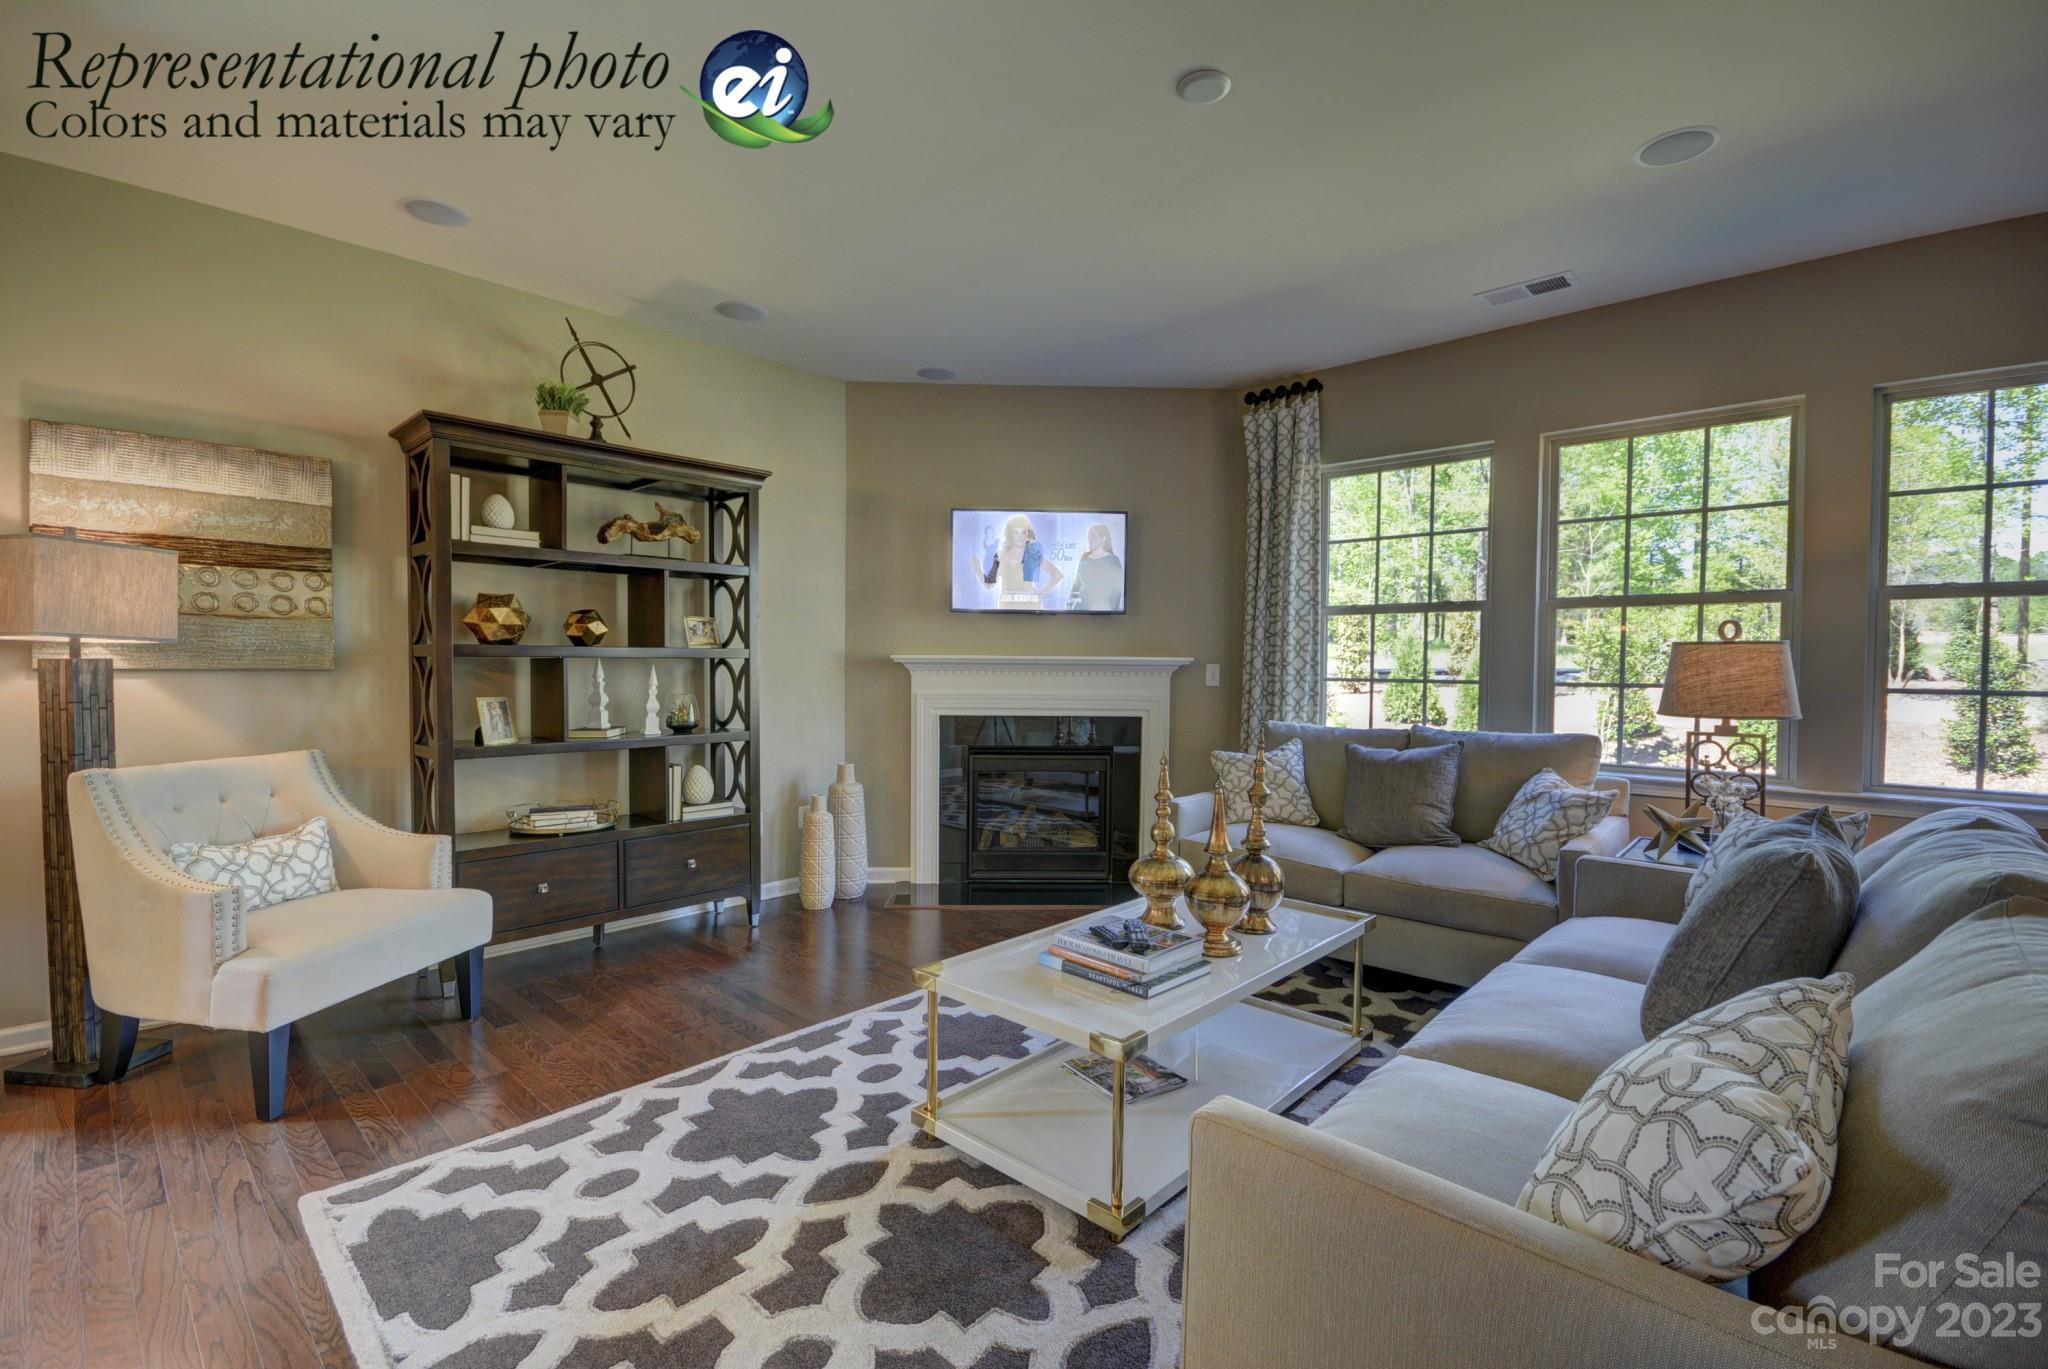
[1644,802,1712,860]
[560,316,636,442]
[1656,618,1801,822]
[1232,746,1283,935]
[1126,754,1194,930]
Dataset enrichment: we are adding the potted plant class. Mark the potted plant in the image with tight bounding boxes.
[534,381,589,434]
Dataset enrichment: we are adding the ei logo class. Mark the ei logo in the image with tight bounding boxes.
[695,31,834,148]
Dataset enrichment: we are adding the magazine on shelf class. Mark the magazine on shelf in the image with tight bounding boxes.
[1050,919,1201,975]
[1062,1052,1190,1102]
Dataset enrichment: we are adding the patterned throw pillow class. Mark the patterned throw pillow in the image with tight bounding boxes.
[1518,973,1854,1282]
[169,816,337,912]
[1685,808,1870,913]
[1210,738,1319,826]
[1479,769,1615,881]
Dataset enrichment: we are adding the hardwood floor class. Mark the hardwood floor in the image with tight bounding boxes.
[0,893,1078,1369]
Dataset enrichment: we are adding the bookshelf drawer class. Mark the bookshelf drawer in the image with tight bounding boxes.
[464,844,619,933]
[624,825,750,907]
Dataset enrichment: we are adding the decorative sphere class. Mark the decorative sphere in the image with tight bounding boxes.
[479,493,517,530]
[684,765,716,807]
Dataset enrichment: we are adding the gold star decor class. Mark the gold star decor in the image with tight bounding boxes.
[1644,802,1712,860]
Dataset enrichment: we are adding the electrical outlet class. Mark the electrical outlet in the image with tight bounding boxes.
[1204,663,1220,687]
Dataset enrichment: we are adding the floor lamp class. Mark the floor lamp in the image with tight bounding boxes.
[0,529,180,1088]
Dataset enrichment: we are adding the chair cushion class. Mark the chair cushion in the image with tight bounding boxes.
[1262,720,1409,827]
[209,886,492,1032]
[1752,903,2048,1369]
[1515,917,1676,984]
[1402,962,1646,1098]
[1835,806,2048,987]
[1339,742,1460,848]
[1310,1056,1576,1205]
[1641,808,1859,1036]
[1410,726,1602,843]
[1179,822,1366,906]
[1344,844,1559,942]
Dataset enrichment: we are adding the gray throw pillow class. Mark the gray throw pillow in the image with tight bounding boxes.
[1641,808,1859,1037]
[1340,742,1460,849]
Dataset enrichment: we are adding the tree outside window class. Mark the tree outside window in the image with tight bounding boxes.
[1880,379,2048,793]
[1547,411,1795,769]
[1323,451,1489,730]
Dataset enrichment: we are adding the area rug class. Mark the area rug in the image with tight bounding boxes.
[302,962,1456,1368]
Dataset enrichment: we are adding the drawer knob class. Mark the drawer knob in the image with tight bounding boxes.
[687,858,698,869]
[537,881,551,894]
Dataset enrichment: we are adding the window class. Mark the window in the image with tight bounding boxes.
[1543,405,1797,769]
[1322,447,1490,729]
[1877,373,2048,794]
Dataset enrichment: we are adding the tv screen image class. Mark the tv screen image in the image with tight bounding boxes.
[951,510,1127,613]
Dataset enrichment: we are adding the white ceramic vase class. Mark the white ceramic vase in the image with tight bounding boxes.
[800,794,835,911]
[828,762,868,900]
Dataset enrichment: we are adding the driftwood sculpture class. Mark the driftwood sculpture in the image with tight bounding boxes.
[596,502,702,546]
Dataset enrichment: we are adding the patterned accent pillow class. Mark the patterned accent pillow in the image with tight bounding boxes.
[1518,973,1854,1282]
[1211,738,1319,826]
[1685,808,1869,914]
[1479,769,1615,882]
[169,816,337,912]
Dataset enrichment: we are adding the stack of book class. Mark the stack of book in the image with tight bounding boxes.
[1039,918,1209,1000]
[449,474,543,547]
[667,764,742,822]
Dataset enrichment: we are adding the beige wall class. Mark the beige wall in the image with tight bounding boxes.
[1310,214,2048,803]
[844,384,1241,868]
[0,154,847,1032]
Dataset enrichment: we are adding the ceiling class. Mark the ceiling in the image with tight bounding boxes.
[6,1,2046,388]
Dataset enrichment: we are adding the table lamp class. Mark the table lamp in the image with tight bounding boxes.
[0,529,179,1087]
[1656,619,1800,823]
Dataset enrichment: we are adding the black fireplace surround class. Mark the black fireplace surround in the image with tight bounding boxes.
[939,715,1141,891]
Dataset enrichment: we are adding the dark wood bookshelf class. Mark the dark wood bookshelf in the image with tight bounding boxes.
[393,411,768,940]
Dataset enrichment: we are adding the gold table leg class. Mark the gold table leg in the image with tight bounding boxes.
[1085,1029,1149,1240]
[911,963,942,1135]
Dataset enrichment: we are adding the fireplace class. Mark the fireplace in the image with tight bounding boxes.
[939,715,1141,890]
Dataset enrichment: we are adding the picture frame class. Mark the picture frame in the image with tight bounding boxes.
[682,616,719,648]
[475,696,518,747]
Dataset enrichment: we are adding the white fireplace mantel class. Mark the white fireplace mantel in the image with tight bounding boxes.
[893,655,1193,883]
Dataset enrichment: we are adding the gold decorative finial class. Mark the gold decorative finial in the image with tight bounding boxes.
[1185,787,1250,957]
[1127,754,1195,929]
[1233,746,1283,935]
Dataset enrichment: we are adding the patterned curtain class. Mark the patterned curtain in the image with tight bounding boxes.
[1239,380,1323,748]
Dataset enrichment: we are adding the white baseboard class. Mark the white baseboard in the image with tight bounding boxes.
[0,1019,54,1059]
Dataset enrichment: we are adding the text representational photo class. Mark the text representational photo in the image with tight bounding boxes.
[951,509,1127,614]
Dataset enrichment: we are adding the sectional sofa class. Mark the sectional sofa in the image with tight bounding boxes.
[1182,806,2048,1369]
[1173,721,1633,985]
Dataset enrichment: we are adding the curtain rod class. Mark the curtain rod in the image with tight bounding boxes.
[1242,377,1323,406]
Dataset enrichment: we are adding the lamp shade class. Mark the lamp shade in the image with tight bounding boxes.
[0,533,179,642]
[1657,632,1801,721]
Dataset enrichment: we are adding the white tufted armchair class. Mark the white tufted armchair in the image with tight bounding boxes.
[67,749,492,1119]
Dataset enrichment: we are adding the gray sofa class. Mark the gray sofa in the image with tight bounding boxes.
[1173,721,1632,986]
[1183,805,2048,1369]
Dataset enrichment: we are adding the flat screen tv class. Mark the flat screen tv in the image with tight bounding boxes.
[950,509,1127,614]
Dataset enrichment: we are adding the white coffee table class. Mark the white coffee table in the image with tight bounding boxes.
[911,896,1374,1239]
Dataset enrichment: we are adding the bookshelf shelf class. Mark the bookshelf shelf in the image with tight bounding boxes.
[395,410,768,940]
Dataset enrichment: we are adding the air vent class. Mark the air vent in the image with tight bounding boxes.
[1476,270,1579,306]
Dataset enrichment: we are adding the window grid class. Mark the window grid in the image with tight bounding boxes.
[1546,409,1795,772]
[1322,451,1489,730]
[1877,378,2048,795]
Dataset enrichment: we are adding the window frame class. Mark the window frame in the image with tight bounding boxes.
[1536,397,1805,776]
[1867,361,2048,798]
[1318,441,1495,731]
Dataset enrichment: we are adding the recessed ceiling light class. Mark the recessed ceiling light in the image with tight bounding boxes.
[714,300,768,322]
[1175,69,1231,105]
[1634,126,1721,168]
[916,367,958,382]
[401,197,470,227]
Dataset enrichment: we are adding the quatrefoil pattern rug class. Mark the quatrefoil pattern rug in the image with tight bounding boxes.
[302,963,1454,1368]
